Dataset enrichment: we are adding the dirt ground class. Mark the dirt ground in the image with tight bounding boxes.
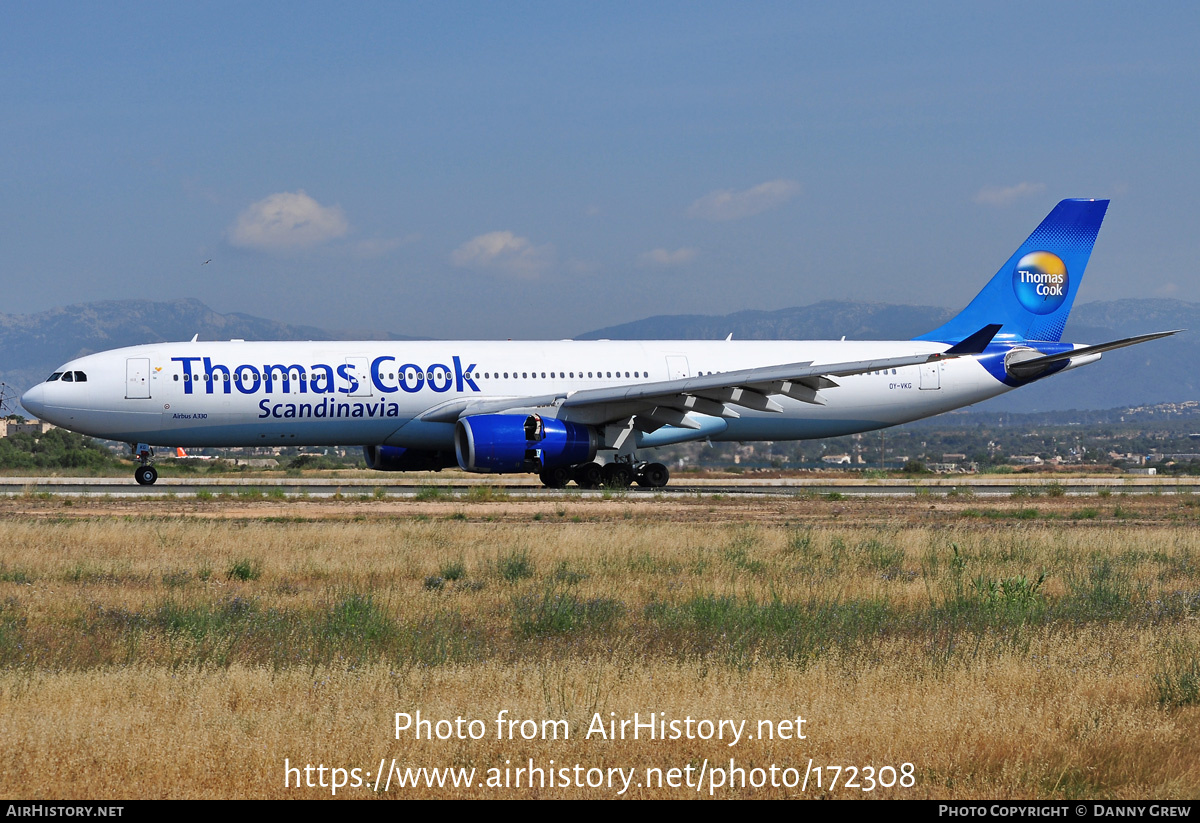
[1,488,1191,525]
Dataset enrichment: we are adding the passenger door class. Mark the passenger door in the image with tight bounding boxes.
[126,358,151,399]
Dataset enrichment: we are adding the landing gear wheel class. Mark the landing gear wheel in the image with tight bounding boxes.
[602,463,633,488]
[135,465,158,486]
[539,465,572,488]
[573,462,603,489]
[638,462,670,488]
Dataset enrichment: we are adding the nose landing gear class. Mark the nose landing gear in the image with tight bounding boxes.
[132,444,158,485]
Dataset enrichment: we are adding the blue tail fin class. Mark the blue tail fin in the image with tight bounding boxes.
[916,198,1109,344]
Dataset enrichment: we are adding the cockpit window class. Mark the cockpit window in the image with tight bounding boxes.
[61,371,74,382]
[73,371,87,382]
[46,372,63,382]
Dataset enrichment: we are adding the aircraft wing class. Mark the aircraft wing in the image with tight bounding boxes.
[419,342,989,429]
[554,352,942,426]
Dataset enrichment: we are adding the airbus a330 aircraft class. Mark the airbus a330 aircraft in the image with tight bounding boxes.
[20,199,1177,488]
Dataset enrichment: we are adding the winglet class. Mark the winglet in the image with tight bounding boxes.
[941,324,1003,356]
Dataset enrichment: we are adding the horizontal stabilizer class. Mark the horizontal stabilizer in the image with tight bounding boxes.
[1006,330,1181,379]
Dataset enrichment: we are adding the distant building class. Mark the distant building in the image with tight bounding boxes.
[0,419,55,437]
[821,454,851,465]
[927,461,980,474]
[1010,455,1044,466]
[1108,452,1146,465]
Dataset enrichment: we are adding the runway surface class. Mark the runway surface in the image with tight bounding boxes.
[2,475,1195,498]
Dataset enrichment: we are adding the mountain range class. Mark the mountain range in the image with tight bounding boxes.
[1,297,1192,415]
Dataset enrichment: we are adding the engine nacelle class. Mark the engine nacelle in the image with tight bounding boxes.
[454,414,597,473]
[362,445,457,472]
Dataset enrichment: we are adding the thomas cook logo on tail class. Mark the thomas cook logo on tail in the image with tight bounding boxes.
[1012,251,1067,315]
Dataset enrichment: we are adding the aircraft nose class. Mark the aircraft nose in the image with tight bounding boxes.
[20,384,46,419]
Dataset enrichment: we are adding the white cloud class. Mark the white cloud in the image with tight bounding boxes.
[229,190,349,251]
[450,231,554,278]
[972,182,1047,207]
[686,179,800,222]
[639,247,697,267]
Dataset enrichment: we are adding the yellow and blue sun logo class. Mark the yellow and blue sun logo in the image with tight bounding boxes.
[1012,251,1067,315]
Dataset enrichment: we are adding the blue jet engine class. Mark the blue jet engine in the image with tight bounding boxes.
[454,414,597,473]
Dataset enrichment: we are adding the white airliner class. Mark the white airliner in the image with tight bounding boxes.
[20,199,1176,487]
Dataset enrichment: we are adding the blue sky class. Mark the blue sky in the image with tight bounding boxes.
[3,2,1198,338]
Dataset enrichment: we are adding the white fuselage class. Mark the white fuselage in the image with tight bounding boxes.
[20,339,1014,450]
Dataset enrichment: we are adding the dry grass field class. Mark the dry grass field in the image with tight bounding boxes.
[1,489,1199,798]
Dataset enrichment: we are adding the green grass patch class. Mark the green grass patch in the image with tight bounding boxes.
[226,558,262,582]
[498,548,534,583]
[467,485,509,502]
[512,586,624,637]
[1060,557,1138,623]
[961,508,1039,520]
[438,560,466,581]
[645,593,893,665]
[1155,640,1200,708]
[0,566,34,584]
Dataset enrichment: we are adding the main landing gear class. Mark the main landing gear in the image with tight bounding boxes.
[538,461,670,490]
[132,443,158,486]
